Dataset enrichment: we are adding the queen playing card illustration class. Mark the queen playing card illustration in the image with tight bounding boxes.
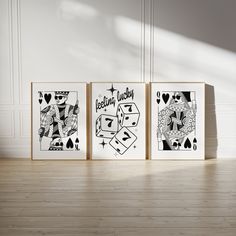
[157,91,196,151]
[151,82,205,160]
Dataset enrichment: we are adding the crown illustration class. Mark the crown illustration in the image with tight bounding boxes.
[55,91,69,96]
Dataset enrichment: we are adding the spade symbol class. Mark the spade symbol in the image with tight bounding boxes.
[38,99,42,104]
[156,99,160,104]
[184,138,192,149]
[162,93,169,104]
[75,138,79,143]
[44,93,51,104]
[66,138,74,149]
[193,138,197,143]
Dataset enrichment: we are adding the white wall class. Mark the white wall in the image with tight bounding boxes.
[0,0,235,158]
[154,0,236,158]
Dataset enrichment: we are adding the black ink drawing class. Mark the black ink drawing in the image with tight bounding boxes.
[156,91,160,104]
[117,103,140,127]
[44,93,52,104]
[38,91,79,151]
[75,137,80,150]
[38,91,43,104]
[109,127,137,155]
[99,139,107,148]
[157,91,197,151]
[107,84,117,96]
[96,114,118,139]
[95,84,140,156]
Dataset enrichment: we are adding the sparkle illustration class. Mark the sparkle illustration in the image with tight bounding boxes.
[107,84,117,96]
[99,139,107,148]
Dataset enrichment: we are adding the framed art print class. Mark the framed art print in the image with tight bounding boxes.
[31,82,87,160]
[91,83,146,159]
[150,82,205,159]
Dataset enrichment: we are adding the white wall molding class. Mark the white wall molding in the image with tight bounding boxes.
[7,0,14,105]
[19,110,30,137]
[0,110,15,138]
[0,0,235,158]
[0,0,14,105]
[8,0,22,105]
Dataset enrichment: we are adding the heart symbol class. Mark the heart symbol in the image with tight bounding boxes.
[38,99,42,104]
[66,138,74,149]
[193,138,197,143]
[75,138,79,143]
[184,138,192,149]
[162,93,169,104]
[156,99,160,104]
[44,93,51,104]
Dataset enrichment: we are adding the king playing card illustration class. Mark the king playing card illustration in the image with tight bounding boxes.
[32,83,87,160]
[38,91,79,151]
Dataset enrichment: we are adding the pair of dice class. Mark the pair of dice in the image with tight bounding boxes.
[96,102,140,155]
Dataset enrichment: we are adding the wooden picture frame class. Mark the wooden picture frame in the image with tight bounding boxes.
[91,82,146,159]
[150,82,205,160]
[31,82,87,160]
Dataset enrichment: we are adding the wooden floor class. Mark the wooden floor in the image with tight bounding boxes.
[0,159,236,236]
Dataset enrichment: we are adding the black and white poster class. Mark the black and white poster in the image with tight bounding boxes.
[91,83,146,159]
[151,82,205,159]
[32,82,87,159]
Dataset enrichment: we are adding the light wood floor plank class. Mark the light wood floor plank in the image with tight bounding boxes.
[0,159,236,235]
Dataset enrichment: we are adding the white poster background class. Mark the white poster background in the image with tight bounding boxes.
[151,82,205,160]
[32,82,87,159]
[92,83,146,159]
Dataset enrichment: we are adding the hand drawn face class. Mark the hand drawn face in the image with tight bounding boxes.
[50,138,63,147]
[172,92,183,104]
[54,95,68,104]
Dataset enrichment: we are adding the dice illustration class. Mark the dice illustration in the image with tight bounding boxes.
[117,103,140,127]
[109,127,137,155]
[96,114,118,139]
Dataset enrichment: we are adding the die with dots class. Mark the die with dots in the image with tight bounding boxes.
[96,114,118,139]
[109,127,137,155]
[117,102,140,127]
